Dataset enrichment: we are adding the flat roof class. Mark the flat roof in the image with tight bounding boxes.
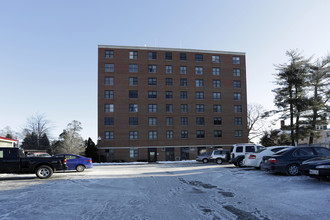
[98,45,245,56]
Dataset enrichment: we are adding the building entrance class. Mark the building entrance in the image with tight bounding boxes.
[148,148,157,162]
[165,148,175,161]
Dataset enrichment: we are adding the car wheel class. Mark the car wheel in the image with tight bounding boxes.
[286,164,300,176]
[202,158,209,163]
[216,158,223,164]
[35,165,53,179]
[76,165,85,172]
[237,158,244,167]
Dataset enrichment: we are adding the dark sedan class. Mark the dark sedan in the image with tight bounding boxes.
[261,146,330,176]
[53,154,93,172]
[300,156,330,180]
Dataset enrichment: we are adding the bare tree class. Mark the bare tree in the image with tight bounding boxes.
[247,103,270,143]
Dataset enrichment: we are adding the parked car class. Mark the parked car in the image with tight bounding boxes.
[261,146,330,176]
[230,144,265,167]
[26,152,51,157]
[300,156,330,180]
[243,146,293,169]
[196,150,229,164]
[196,152,211,163]
[52,154,93,172]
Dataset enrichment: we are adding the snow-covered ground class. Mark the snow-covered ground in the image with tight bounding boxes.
[0,162,329,220]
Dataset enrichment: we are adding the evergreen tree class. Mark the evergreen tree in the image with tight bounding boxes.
[85,137,98,161]
[21,132,38,150]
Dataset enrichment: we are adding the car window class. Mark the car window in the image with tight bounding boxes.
[256,148,266,153]
[314,147,330,156]
[245,146,255,152]
[274,148,291,155]
[271,147,286,153]
[236,146,243,153]
[294,148,315,157]
[257,146,265,151]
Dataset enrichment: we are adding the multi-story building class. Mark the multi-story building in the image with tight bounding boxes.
[98,45,248,162]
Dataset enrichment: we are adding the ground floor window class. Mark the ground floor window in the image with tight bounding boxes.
[130,148,138,158]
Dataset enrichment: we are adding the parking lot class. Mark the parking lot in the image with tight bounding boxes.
[0,162,329,220]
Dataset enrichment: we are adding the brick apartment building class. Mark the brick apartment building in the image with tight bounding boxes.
[98,45,248,162]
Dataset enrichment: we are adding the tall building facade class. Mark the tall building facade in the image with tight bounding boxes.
[98,45,248,162]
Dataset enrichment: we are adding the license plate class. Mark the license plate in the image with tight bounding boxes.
[309,169,319,175]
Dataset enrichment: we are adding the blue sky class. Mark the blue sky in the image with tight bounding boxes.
[1,0,330,142]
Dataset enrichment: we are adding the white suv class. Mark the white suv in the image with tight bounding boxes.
[230,144,265,167]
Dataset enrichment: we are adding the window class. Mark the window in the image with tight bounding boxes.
[212,55,220,63]
[149,117,157,126]
[213,92,221,100]
[148,77,157,85]
[129,51,138,59]
[236,146,243,152]
[129,90,138,98]
[148,65,157,73]
[130,149,138,158]
[195,67,203,75]
[166,104,173,113]
[105,50,114,58]
[181,130,188,138]
[234,105,242,113]
[180,78,187,86]
[105,131,114,140]
[196,79,203,87]
[195,54,203,62]
[105,117,114,126]
[235,117,242,125]
[149,131,158,139]
[166,91,173,99]
[129,64,138,73]
[213,80,221,88]
[105,77,114,85]
[129,117,138,125]
[166,117,173,126]
[246,146,255,152]
[165,52,172,60]
[165,65,172,73]
[148,104,157,112]
[214,117,222,125]
[196,130,205,138]
[233,68,241,76]
[195,92,204,100]
[129,77,138,86]
[166,130,174,139]
[234,81,241,88]
[181,117,188,125]
[233,56,240,64]
[196,117,205,125]
[235,130,243,137]
[104,90,114,99]
[181,104,188,113]
[212,67,220,76]
[213,105,222,113]
[129,131,139,140]
[105,64,114,72]
[180,53,186,61]
[105,104,114,112]
[180,91,187,99]
[148,52,157,60]
[166,78,173,86]
[196,104,204,113]
[214,130,222,138]
[148,91,157,99]
[234,93,242,100]
[180,66,187,74]
[129,104,138,112]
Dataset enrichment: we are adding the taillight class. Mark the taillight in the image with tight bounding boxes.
[63,159,67,164]
[268,158,277,163]
[249,155,256,159]
[85,159,92,163]
[231,153,235,158]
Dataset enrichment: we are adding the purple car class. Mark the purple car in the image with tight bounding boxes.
[53,154,93,172]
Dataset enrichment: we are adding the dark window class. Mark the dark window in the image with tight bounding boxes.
[166,104,173,113]
[181,130,188,138]
[105,117,114,126]
[214,117,222,125]
[234,81,241,88]
[181,117,188,125]
[180,78,187,86]
[233,56,240,64]
[196,117,204,125]
[196,130,205,138]
[148,52,157,60]
[181,104,188,112]
[234,93,242,100]
[105,104,114,112]
[129,51,138,59]
[129,64,138,72]
[165,52,172,60]
[235,117,242,125]
[295,148,315,156]
[166,117,173,126]
[180,66,187,74]
[129,90,138,98]
[105,50,114,58]
[195,54,203,62]
[195,92,204,99]
[129,117,138,125]
[246,146,255,152]
[235,130,243,137]
[105,64,114,72]
[196,79,203,87]
[148,65,157,73]
[149,131,158,139]
[234,105,242,113]
[180,53,186,61]
[105,131,114,140]
[166,130,174,139]
[148,77,157,85]
[195,67,203,75]
[180,91,187,99]
[214,130,222,138]
[129,77,138,86]
[213,105,222,113]
[212,67,220,75]
[148,91,157,99]
[213,92,221,100]
[129,104,138,112]
[129,131,139,140]
[148,104,157,112]
[213,80,221,88]
[105,77,114,85]
[196,104,204,113]
[212,55,220,63]
[165,65,172,73]
[166,78,173,86]
[104,90,114,99]
[236,146,243,152]
[233,68,241,76]
[166,91,173,99]
[314,147,330,156]
[148,117,157,126]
